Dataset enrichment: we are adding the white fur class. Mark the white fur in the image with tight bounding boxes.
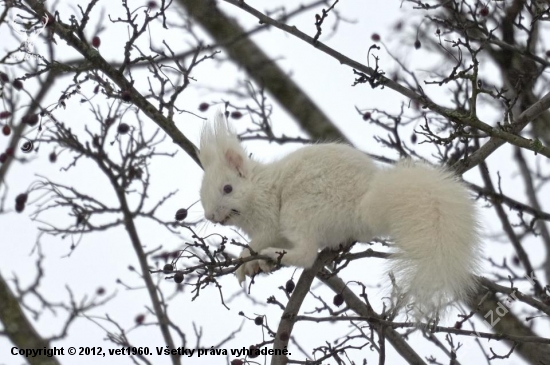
[199,113,481,319]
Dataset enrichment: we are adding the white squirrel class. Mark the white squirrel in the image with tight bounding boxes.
[199,113,481,318]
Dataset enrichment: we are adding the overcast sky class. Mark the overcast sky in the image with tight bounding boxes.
[1,1,548,364]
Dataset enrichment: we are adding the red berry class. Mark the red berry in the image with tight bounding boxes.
[175,208,188,221]
[198,102,209,112]
[0,111,11,119]
[371,33,381,42]
[230,111,243,119]
[22,114,39,126]
[254,316,263,325]
[546,50,550,58]
[6,147,15,156]
[20,141,33,153]
[0,153,7,163]
[12,80,23,90]
[479,7,489,16]
[121,90,132,102]
[15,202,25,213]
[0,72,8,83]
[333,293,344,307]
[454,321,462,329]
[135,314,145,325]
[96,287,105,295]
[117,123,130,134]
[285,279,295,294]
[173,272,184,283]
[2,125,10,136]
[92,36,101,48]
[147,1,157,9]
[414,40,421,49]
[163,264,173,273]
[230,360,243,365]
[15,193,28,205]
[362,112,371,121]
[105,117,115,126]
[49,152,57,163]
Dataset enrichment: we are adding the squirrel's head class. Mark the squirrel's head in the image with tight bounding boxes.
[199,112,255,227]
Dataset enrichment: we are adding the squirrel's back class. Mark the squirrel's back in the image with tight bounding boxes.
[261,143,380,249]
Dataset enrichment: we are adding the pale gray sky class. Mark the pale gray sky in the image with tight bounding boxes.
[1,1,548,364]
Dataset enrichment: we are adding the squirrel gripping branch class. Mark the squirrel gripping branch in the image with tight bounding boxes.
[199,112,482,319]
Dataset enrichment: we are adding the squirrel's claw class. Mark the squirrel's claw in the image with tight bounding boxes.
[236,265,246,285]
[236,259,274,286]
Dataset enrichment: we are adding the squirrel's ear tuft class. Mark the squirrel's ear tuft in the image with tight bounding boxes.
[198,126,215,167]
[225,148,245,176]
[199,110,246,170]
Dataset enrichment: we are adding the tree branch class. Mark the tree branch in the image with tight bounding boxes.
[176,0,349,143]
[220,0,550,160]
[0,274,61,365]
[271,250,339,365]
[317,271,427,365]
[23,0,201,166]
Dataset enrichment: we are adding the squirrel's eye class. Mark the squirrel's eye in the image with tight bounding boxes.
[223,184,233,194]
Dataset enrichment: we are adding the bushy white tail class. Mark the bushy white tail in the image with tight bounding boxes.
[362,161,481,319]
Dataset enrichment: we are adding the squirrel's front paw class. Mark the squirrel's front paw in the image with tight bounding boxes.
[236,260,260,285]
[236,249,251,285]
[236,249,260,285]
[235,248,275,285]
